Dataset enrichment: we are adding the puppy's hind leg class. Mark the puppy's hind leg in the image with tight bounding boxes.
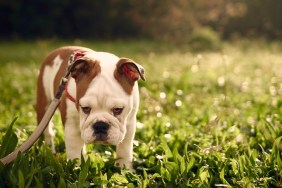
[37,102,56,153]
[44,120,56,153]
[36,75,56,153]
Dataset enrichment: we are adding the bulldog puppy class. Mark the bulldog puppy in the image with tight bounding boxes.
[36,46,145,170]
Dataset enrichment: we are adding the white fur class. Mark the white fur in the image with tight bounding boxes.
[42,55,63,100]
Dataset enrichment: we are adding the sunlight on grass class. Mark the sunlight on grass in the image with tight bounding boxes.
[0,40,281,187]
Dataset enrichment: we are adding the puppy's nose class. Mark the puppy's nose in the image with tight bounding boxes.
[92,121,109,134]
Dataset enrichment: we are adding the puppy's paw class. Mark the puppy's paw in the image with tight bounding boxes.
[115,159,135,172]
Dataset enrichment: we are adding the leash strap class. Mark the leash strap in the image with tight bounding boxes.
[0,52,78,165]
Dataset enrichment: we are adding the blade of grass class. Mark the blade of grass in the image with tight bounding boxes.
[0,117,18,158]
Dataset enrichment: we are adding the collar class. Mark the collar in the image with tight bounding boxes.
[65,83,76,103]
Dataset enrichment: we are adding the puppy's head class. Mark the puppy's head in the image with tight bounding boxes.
[70,51,145,145]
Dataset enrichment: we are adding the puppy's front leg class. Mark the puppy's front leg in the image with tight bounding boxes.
[64,117,86,160]
[115,118,136,170]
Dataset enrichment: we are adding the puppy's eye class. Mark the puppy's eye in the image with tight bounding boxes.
[112,107,124,116]
[81,106,91,114]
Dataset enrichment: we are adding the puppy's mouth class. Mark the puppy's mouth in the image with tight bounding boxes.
[93,133,108,142]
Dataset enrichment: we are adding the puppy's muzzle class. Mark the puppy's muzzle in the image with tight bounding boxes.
[92,121,109,141]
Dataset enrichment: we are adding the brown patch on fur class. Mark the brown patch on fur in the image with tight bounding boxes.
[59,94,67,125]
[114,58,145,94]
[36,66,48,124]
[75,58,101,108]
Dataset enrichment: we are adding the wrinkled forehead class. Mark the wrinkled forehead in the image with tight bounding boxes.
[80,77,130,107]
[87,75,129,97]
[77,82,126,111]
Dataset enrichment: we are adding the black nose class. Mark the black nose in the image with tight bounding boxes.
[92,121,109,134]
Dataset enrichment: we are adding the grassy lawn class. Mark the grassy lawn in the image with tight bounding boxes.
[0,39,281,187]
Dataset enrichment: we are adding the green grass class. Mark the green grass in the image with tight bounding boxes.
[0,39,281,187]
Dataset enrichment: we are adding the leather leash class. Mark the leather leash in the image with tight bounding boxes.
[0,53,78,165]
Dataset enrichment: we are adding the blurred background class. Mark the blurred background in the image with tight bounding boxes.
[1,0,282,43]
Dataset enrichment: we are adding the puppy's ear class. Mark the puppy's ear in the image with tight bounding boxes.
[70,59,89,80]
[114,58,145,94]
[116,58,145,81]
[69,51,91,80]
